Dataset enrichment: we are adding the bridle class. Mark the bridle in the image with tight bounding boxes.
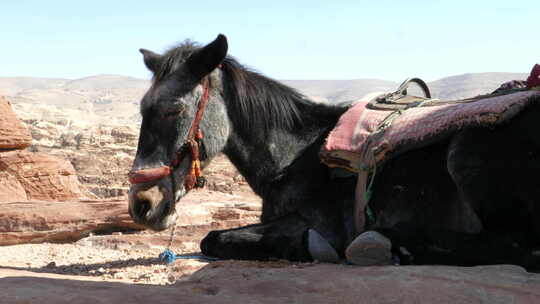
[128,77,210,191]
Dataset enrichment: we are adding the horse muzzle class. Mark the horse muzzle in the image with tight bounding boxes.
[128,181,177,231]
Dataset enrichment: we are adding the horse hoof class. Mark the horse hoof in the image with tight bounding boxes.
[307,229,340,263]
[346,230,392,266]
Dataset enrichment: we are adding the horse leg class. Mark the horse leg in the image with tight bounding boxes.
[200,211,342,262]
[200,212,310,261]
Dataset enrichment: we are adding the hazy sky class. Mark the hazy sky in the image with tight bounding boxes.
[2,0,539,81]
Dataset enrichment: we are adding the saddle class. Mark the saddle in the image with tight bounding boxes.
[321,77,538,174]
[368,77,530,111]
[320,69,540,234]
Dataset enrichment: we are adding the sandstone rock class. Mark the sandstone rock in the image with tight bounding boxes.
[0,263,539,303]
[0,96,32,150]
[0,188,260,246]
[0,170,27,201]
[0,199,144,245]
[0,150,90,201]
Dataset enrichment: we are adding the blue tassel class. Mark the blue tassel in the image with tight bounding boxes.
[159,249,221,263]
[159,249,177,264]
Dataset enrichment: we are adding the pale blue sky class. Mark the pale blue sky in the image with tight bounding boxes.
[2,0,538,81]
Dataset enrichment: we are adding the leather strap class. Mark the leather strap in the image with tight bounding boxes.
[128,78,210,190]
[354,170,369,234]
[127,166,172,185]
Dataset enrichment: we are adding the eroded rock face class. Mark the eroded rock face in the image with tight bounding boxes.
[0,150,90,201]
[1,96,91,202]
[0,199,144,245]
[0,96,32,150]
[0,170,27,201]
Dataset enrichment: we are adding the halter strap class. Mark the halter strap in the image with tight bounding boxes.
[128,78,210,190]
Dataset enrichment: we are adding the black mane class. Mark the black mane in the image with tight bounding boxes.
[152,40,327,134]
[221,57,309,134]
[153,40,199,83]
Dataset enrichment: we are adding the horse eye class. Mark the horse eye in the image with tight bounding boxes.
[165,110,181,117]
[164,104,186,117]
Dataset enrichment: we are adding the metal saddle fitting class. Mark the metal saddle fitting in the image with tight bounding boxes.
[369,78,433,111]
[379,77,432,102]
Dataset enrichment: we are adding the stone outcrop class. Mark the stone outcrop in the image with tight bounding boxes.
[0,96,31,150]
[0,189,261,246]
[0,150,89,201]
[0,199,144,245]
[0,170,27,201]
[0,96,91,202]
[0,263,539,303]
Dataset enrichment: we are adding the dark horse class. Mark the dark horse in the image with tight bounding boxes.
[128,34,540,271]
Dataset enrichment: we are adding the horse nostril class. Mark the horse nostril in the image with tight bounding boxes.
[130,185,163,221]
[134,198,152,219]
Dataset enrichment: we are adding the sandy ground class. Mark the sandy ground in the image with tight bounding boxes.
[0,232,210,285]
[0,187,262,286]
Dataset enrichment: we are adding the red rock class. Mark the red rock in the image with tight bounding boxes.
[0,150,88,201]
[0,263,539,303]
[0,199,144,245]
[0,96,32,150]
[0,170,27,201]
[0,189,260,246]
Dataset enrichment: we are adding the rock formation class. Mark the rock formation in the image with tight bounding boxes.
[0,199,143,245]
[0,150,88,201]
[0,96,90,202]
[0,96,32,150]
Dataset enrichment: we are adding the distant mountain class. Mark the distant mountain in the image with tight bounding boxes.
[0,75,150,125]
[429,72,528,100]
[0,77,68,96]
[0,72,528,125]
[284,73,528,102]
[282,79,398,103]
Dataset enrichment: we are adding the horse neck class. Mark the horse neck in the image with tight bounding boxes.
[222,98,346,197]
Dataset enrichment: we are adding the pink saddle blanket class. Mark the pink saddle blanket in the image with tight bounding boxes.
[321,90,540,172]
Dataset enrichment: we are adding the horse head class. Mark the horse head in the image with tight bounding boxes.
[128,34,231,230]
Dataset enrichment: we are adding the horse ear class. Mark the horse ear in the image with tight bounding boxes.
[187,34,228,79]
[139,48,162,73]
